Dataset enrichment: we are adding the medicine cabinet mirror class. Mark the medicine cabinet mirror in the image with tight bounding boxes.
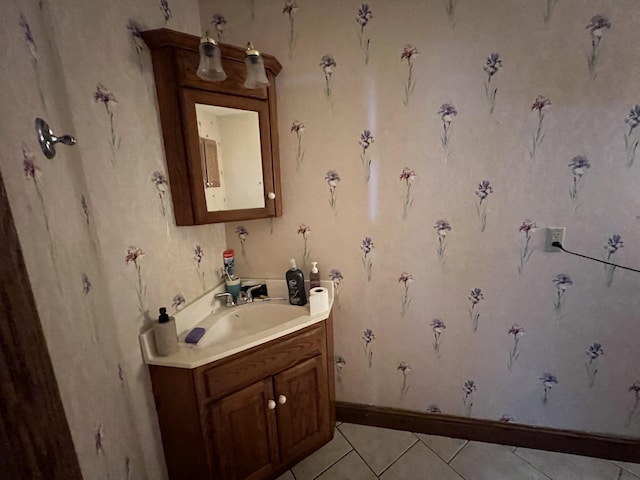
[141,28,283,225]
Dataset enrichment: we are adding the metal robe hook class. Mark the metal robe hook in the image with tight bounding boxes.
[35,117,77,159]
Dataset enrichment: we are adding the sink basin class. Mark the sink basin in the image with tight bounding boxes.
[189,302,305,349]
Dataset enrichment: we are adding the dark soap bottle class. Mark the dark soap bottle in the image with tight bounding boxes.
[286,258,307,306]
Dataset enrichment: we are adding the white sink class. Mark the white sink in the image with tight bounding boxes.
[189,302,304,348]
[139,279,333,368]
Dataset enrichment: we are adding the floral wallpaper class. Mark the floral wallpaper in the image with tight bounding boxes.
[2,0,640,478]
[209,0,640,441]
[2,0,226,478]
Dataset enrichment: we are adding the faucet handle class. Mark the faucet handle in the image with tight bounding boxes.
[246,284,264,301]
[214,292,235,307]
[236,291,248,305]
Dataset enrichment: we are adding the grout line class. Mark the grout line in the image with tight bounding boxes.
[616,464,640,480]
[512,449,555,480]
[446,439,470,465]
[306,427,353,480]
[375,437,419,477]
[413,433,468,465]
[336,424,380,478]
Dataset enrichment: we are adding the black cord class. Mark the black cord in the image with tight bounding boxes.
[552,242,640,274]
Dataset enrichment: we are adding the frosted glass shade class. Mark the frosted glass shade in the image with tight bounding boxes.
[244,54,270,89]
[196,39,226,82]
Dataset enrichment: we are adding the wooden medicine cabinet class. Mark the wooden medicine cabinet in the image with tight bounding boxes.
[141,28,283,225]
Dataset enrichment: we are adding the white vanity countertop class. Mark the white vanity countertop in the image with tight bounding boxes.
[139,279,333,369]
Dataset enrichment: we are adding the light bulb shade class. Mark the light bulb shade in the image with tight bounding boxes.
[196,39,226,82]
[244,54,270,89]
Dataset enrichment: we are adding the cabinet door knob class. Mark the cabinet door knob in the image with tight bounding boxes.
[267,192,276,200]
[267,399,276,410]
[278,395,287,405]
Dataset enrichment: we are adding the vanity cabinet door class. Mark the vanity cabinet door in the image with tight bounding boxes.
[273,355,331,462]
[208,378,279,480]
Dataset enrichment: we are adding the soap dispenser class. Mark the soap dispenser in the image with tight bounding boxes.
[286,258,307,306]
[310,262,321,289]
[153,307,179,356]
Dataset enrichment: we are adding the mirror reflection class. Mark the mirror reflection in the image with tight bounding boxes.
[195,104,265,212]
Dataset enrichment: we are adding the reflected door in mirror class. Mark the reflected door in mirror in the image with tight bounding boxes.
[196,104,266,212]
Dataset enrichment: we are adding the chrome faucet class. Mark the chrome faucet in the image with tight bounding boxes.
[246,284,264,302]
[214,292,235,307]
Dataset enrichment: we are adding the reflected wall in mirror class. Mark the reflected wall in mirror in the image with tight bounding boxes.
[195,104,265,212]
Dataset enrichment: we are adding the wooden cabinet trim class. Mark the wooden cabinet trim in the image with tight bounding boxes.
[196,323,326,403]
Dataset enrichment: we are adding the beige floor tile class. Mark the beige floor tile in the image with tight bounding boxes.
[450,441,550,480]
[314,451,377,480]
[291,429,352,480]
[615,461,640,478]
[414,433,468,463]
[338,423,418,475]
[274,471,295,480]
[515,447,622,479]
[380,441,464,480]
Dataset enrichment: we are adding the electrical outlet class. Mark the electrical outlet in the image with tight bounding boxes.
[545,227,566,252]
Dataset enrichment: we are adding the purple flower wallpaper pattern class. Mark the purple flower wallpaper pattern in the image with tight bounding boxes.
[474,180,493,232]
[468,288,484,332]
[159,0,171,24]
[290,120,305,171]
[628,382,640,426]
[297,223,311,268]
[518,219,536,274]
[283,1,298,58]
[434,219,452,263]
[94,83,119,164]
[397,362,411,398]
[507,324,525,370]
[530,95,551,161]
[356,4,373,64]
[585,342,604,387]
[172,293,185,312]
[194,245,205,293]
[151,171,169,218]
[483,53,502,114]
[431,318,446,355]
[211,13,227,41]
[329,269,343,308]
[335,355,346,384]
[236,226,249,257]
[325,169,340,212]
[604,234,623,287]
[586,14,611,79]
[543,0,560,24]
[568,155,590,208]
[360,236,375,281]
[401,44,418,106]
[445,0,457,25]
[362,328,375,368]
[126,20,145,73]
[552,273,573,320]
[320,54,337,102]
[399,167,416,219]
[438,103,457,162]
[398,272,413,316]
[624,105,640,167]
[125,246,145,314]
[359,129,375,182]
[540,372,558,404]
[462,380,477,416]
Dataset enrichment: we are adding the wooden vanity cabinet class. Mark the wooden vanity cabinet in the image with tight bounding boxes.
[149,316,335,480]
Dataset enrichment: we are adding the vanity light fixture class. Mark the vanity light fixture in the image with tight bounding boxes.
[243,42,270,89]
[196,34,227,82]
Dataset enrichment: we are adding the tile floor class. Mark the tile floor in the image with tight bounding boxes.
[276,423,640,480]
